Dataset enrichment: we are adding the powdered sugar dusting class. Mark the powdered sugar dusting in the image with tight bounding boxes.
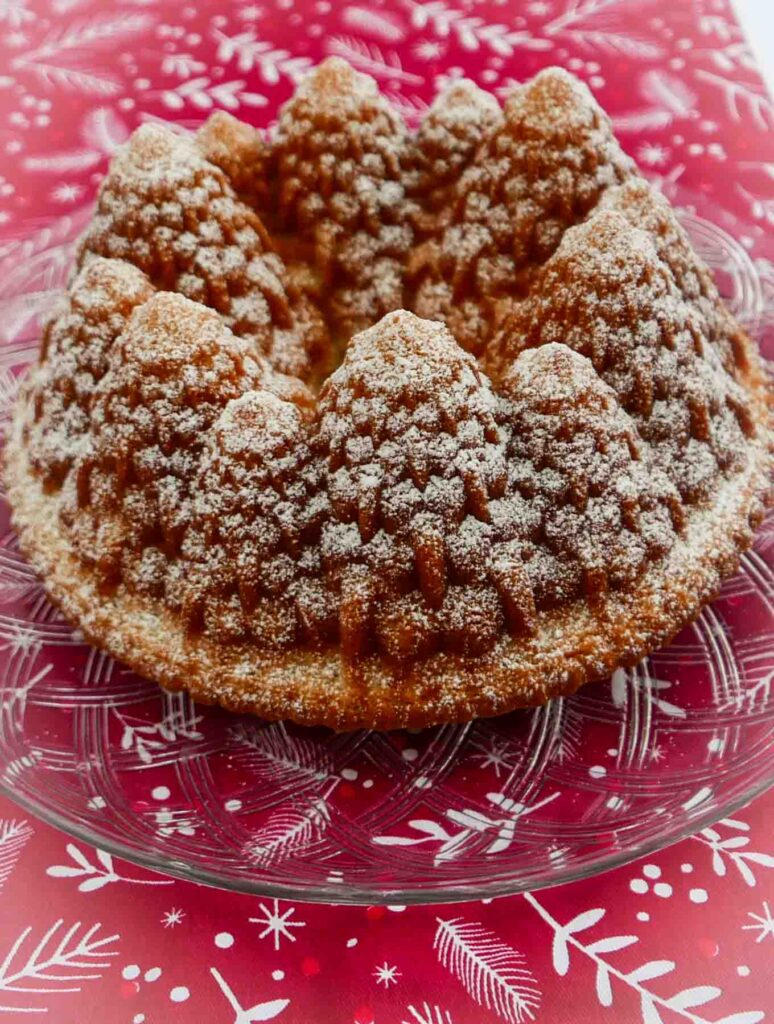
[411,66,635,356]
[78,121,329,383]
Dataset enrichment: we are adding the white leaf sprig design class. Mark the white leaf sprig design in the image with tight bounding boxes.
[212,28,312,83]
[46,842,173,892]
[524,894,763,1024]
[0,919,118,1014]
[325,36,423,85]
[434,918,540,1024]
[403,1,551,56]
[211,967,289,1023]
[373,791,560,862]
[727,667,774,714]
[0,819,33,894]
[158,77,268,112]
[113,705,203,765]
[611,667,686,719]
[692,819,774,887]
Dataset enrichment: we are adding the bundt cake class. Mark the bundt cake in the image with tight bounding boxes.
[5,59,771,730]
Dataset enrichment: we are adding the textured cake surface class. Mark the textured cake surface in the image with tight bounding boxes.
[5,60,771,730]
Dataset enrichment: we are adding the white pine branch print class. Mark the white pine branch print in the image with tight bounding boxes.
[561,29,663,59]
[544,0,663,59]
[545,0,630,33]
[383,90,430,128]
[524,893,764,1024]
[695,70,773,132]
[434,918,540,1023]
[248,800,330,865]
[12,13,152,96]
[341,6,407,43]
[230,723,334,787]
[0,919,118,1014]
[641,69,697,116]
[403,1003,454,1024]
[212,28,312,83]
[0,819,33,894]
[325,36,422,85]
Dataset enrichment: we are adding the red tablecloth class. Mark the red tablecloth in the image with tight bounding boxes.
[1,1,773,1022]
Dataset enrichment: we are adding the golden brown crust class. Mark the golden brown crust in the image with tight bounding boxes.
[5,407,769,730]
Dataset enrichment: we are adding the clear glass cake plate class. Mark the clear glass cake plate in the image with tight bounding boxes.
[0,188,772,904]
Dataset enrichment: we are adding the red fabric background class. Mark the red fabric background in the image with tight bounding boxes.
[0,1,773,1022]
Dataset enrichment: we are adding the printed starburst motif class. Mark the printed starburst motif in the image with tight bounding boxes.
[373,962,401,988]
[162,907,186,928]
[51,183,84,204]
[249,899,306,950]
[649,744,665,763]
[0,624,41,657]
[472,738,514,779]
[414,39,446,60]
[637,142,670,167]
[742,901,774,943]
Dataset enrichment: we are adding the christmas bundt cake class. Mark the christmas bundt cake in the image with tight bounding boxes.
[5,59,771,729]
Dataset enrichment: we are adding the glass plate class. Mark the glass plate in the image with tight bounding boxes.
[0,191,772,905]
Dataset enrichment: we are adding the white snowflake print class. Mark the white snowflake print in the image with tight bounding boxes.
[742,901,774,943]
[471,737,516,778]
[249,900,305,950]
[373,962,402,988]
[413,39,445,60]
[162,908,186,928]
[51,182,84,203]
[637,142,670,167]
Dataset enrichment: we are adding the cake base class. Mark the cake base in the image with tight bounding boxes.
[5,397,769,731]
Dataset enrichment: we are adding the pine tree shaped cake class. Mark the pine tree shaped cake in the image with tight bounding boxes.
[5,60,770,729]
